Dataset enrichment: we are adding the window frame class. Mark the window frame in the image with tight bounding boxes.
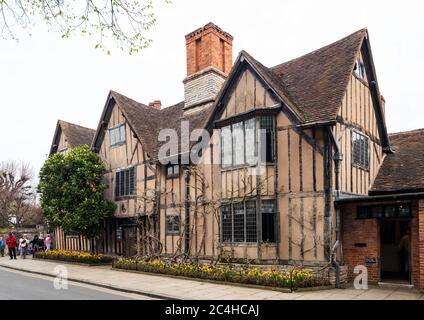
[220,198,277,244]
[165,213,181,235]
[351,130,370,171]
[109,123,126,147]
[357,203,412,220]
[165,164,180,179]
[354,59,365,80]
[261,199,276,243]
[115,166,136,200]
[220,116,275,170]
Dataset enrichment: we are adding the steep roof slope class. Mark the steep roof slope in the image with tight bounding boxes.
[108,91,213,161]
[270,29,366,123]
[94,29,384,161]
[50,120,95,155]
[370,129,424,194]
[59,120,96,148]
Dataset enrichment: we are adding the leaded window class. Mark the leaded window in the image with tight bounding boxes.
[245,201,257,242]
[221,126,233,168]
[261,200,276,242]
[357,204,411,219]
[232,122,245,166]
[166,214,180,235]
[221,200,257,243]
[221,116,274,168]
[109,124,126,147]
[221,205,233,242]
[352,131,369,169]
[220,199,275,243]
[115,167,135,199]
[259,116,275,163]
[245,118,256,165]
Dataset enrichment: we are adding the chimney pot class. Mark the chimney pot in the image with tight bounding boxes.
[149,100,161,110]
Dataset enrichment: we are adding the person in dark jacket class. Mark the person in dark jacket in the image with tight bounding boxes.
[31,235,42,256]
[6,232,17,260]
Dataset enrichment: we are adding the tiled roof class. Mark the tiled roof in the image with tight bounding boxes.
[101,29,374,161]
[270,29,367,123]
[110,91,212,161]
[59,120,95,147]
[370,128,424,194]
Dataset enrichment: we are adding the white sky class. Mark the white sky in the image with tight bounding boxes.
[1,0,423,177]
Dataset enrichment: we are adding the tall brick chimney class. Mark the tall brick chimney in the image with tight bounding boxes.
[183,22,233,111]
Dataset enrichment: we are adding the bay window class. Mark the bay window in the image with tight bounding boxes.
[220,116,275,168]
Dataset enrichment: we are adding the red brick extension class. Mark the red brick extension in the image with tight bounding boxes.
[342,200,424,290]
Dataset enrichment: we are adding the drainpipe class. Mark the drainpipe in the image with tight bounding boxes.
[331,240,341,288]
[330,129,343,288]
[184,167,191,255]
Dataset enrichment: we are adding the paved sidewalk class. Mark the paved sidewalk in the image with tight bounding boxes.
[0,257,422,300]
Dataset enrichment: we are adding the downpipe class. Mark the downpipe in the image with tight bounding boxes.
[331,240,341,288]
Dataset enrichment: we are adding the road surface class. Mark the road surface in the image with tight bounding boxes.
[0,266,153,300]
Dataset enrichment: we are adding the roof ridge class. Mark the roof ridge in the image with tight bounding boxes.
[239,50,307,121]
[110,90,153,111]
[58,119,95,132]
[389,128,424,136]
[271,28,367,70]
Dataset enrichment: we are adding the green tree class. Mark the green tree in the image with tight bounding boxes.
[38,145,115,245]
[0,1,170,54]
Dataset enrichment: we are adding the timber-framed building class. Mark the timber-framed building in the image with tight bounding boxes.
[48,23,424,289]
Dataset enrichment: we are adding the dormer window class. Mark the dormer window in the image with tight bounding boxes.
[354,59,365,80]
[109,124,126,147]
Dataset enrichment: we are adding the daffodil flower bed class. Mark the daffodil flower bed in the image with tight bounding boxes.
[34,250,113,264]
[114,258,324,289]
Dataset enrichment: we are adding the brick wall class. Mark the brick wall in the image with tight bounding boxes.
[415,200,424,289]
[342,203,380,284]
[343,200,424,290]
[183,23,233,109]
[185,23,233,76]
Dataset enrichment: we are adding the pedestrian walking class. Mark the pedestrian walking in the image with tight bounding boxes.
[31,235,42,256]
[44,234,52,251]
[0,236,5,257]
[6,232,17,260]
[19,235,29,259]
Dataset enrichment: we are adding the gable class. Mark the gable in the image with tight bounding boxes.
[49,120,95,155]
[333,44,389,195]
[98,101,146,171]
[220,66,278,120]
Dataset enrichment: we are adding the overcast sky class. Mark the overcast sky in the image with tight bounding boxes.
[1,0,423,177]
